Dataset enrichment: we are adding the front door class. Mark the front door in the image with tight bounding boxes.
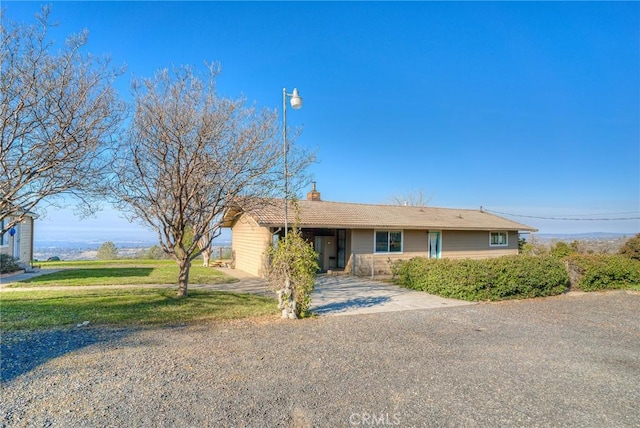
[428,231,441,259]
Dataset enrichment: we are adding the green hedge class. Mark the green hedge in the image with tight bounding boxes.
[391,256,569,301]
[567,254,640,292]
[0,254,21,274]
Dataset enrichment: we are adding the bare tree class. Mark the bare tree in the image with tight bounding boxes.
[110,65,313,297]
[387,188,432,206]
[0,6,124,234]
[197,230,213,267]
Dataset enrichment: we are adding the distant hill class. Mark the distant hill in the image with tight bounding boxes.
[33,239,232,261]
[35,240,158,250]
[532,232,635,241]
[523,232,635,254]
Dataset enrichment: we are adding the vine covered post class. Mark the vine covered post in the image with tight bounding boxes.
[267,210,319,319]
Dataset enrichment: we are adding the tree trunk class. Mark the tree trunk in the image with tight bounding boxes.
[202,248,211,267]
[177,259,191,297]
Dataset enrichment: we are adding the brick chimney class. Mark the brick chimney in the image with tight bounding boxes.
[307,181,321,201]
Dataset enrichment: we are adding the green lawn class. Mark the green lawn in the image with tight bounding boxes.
[1,288,277,330]
[1,260,277,330]
[10,259,236,287]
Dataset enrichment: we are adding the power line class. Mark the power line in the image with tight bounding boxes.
[483,208,640,221]
[548,211,639,217]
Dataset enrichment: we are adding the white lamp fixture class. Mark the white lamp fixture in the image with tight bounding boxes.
[289,88,303,109]
[282,87,303,237]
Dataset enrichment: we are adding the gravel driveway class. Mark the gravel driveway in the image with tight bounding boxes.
[2,291,639,427]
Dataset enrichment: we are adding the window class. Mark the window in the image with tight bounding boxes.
[490,231,508,247]
[375,230,402,253]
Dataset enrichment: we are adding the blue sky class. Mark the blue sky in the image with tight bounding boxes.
[4,1,639,242]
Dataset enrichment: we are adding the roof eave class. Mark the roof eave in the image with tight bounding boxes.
[256,222,538,232]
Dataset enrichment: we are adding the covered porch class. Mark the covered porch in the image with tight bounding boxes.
[273,227,349,273]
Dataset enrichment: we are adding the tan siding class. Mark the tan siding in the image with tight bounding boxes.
[351,229,373,254]
[350,229,429,276]
[352,229,428,254]
[350,229,520,276]
[442,230,519,259]
[403,230,428,252]
[231,213,272,277]
[232,216,522,278]
[345,230,353,259]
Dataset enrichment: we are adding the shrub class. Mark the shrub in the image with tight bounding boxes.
[550,241,576,259]
[96,241,118,260]
[138,245,170,260]
[0,254,21,274]
[619,233,640,261]
[266,227,319,318]
[392,256,568,301]
[567,254,640,291]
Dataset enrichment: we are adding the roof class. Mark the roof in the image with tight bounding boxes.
[226,199,538,232]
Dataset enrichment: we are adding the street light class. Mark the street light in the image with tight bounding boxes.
[283,87,302,237]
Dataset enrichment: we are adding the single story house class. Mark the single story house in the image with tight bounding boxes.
[224,185,537,278]
[0,211,37,269]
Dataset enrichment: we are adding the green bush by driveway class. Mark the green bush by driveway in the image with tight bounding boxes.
[567,254,640,292]
[391,256,569,301]
[1,254,21,274]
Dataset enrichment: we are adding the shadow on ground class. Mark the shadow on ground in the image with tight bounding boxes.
[1,327,134,383]
[311,296,391,315]
[18,268,155,284]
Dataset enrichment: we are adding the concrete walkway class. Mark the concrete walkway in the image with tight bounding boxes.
[0,269,62,286]
[311,274,475,316]
[210,267,272,296]
[0,267,474,316]
[219,269,475,315]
